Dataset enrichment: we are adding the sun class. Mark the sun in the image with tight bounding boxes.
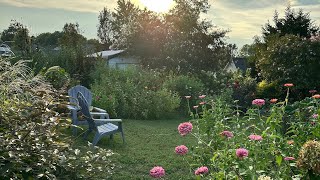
[140,0,174,13]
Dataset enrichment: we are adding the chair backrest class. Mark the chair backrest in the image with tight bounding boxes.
[77,92,97,131]
[68,85,93,106]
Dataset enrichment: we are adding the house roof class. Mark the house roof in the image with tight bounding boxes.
[233,58,247,71]
[87,50,125,59]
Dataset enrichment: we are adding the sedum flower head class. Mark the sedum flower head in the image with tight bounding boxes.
[296,140,320,175]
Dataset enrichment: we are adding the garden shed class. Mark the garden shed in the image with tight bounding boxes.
[88,50,139,69]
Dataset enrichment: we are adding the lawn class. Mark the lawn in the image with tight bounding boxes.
[70,119,196,179]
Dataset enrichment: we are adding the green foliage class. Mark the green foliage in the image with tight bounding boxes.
[262,7,319,40]
[0,20,24,42]
[179,86,319,179]
[59,23,86,49]
[231,70,257,108]
[255,34,320,97]
[91,64,180,119]
[97,0,231,73]
[34,31,63,47]
[198,70,232,96]
[257,80,280,99]
[0,58,115,179]
[43,66,70,89]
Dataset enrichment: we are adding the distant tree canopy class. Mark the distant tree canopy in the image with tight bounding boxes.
[34,31,63,47]
[59,23,86,48]
[97,0,233,73]
[262,7,319,40]
[0,20,24,43]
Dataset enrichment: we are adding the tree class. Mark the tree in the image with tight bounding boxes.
[97,0,231,73]
[97,7,114,49]
[262,7,319,40]
[59,23,86,48]
[35,31,63,47]
[13,27,31,56]
[0,20,24,43]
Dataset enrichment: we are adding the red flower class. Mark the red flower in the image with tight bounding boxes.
[284,83,294,87]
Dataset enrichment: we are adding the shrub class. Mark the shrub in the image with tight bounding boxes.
[256,80,280,99]
[0,58,115,179]
[91,64,180,119]
[43,66,70,89]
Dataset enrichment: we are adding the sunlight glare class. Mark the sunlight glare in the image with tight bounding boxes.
[140,0,174,13]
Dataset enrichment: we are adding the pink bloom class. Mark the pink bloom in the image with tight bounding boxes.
[199,101,206,105]
[220,131,234,138]
[252,99,265,106]
[270,98,278,103]
[178,122,193,136]
[175,145,188,155]
[284,83,294,87]
[312,114,319,119]
[199,95,206,99]
[194,166,209,175]
[309,90,317,94]
[311,121,316,126]
[150,166,165,178]
[312,94,320,99]
[236,148,249,159]
[284,157,295,161]
[185,96,191,99]
[193,105,199,109]
[248,134,263,141]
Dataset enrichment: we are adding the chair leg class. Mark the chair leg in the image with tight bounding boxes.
[92,133,101,146]
[121,131,125,144]
[83,129,92,140]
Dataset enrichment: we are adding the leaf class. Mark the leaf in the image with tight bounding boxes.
[276,155,282,166]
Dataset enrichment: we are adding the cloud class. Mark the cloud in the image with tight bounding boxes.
[0,0,120,13]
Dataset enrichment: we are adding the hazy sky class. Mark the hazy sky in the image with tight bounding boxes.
[0,0,319,47]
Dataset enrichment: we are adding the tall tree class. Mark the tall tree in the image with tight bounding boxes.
[262,7,319,40]
[0,20,24,43]
[35,31,63,47]
[59,23,86,48]
[13,27,31,56]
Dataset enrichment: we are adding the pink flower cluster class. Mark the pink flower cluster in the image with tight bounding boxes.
[284,83,294,87]
[252,99,265,106]
[199,95,206,99]
[150,166,165,178]
[312,114,319,119]
[220,130,234,138]
[236,148,249,159]
[284,157,295,161]
[175,145,188,155]
[178,122,193,136]
[248,134,263,141]
[194,166,209,175]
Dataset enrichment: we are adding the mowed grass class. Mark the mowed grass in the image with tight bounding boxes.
[70,119,196,180]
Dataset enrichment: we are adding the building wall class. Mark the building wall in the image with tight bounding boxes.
[108,56,139,70]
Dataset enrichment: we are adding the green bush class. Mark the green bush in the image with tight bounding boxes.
[91,64,180,119]
[44,66,70,89]
[256,80,280,99]
[0,59,115,179]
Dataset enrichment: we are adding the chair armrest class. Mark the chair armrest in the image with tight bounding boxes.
[92,106,106,112]
[90,112,108,116]
[93,118,122,123]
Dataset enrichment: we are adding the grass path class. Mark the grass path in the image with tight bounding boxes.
[73,119,196,179]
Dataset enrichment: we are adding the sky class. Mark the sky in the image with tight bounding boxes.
[0,0,319,48]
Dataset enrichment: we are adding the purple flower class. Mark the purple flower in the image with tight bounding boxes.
[252,99,265,106]
[220,131,234,138]
[248,134,263,141]
[178,122,193,136]
[236,148,249,159]
[175,145,188,155]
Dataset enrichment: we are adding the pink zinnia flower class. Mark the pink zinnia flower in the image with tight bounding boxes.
[284,83,294,87]
[309,90,317,94]
[185,96,191,99]
[193,105,199,109]
[150,166,165,178]
[175,145,188,155]
[220,131,234,138]
[236,148,249,159]
[199,101,206,105]
[284,157,295,161]
[248,134,263,141]
[252,99,265,106]
[178,122,193,136]
[312,114,318,119]
[199,95,206,99]
[194,166,209,175]
[270,98,278,103]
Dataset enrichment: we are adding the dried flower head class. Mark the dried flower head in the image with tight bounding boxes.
[296,140,320,175]
[185,96,191,99]
[220,131,234,138]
